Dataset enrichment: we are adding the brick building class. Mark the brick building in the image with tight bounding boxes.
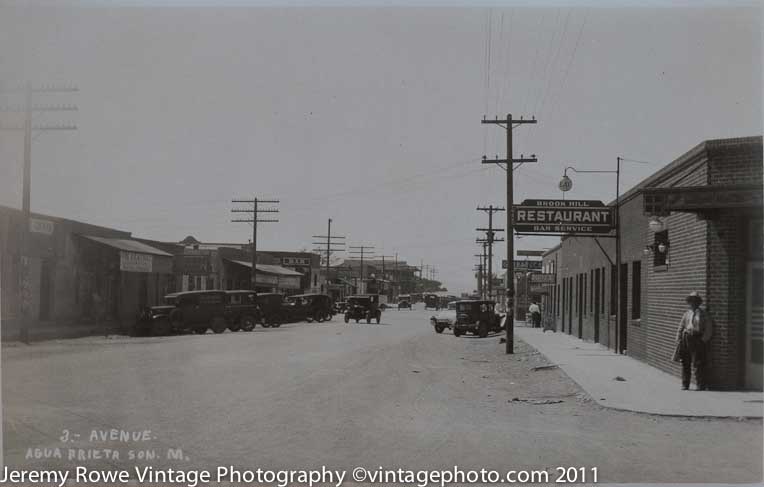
[541,137,762,390]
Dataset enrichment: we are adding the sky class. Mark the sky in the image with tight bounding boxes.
[0,1,761,294]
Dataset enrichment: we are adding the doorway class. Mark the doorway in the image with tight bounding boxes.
[745,262,763,390]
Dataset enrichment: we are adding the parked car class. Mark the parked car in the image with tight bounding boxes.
[257,293,287,327]
[285,293,334,322]
[452,300,504,338]
[397,300,411,310]
[430,301,457,334]
[136,290,228,336]
[224,290,261,332]
[344,294,382,324]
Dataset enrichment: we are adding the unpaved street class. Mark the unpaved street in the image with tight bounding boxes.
[2,309,761,483]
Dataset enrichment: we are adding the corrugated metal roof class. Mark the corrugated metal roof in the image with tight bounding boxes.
[227,260,303,276]
[81,235,173,257]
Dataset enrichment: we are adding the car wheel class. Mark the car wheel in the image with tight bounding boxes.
[453,329,462,337]
[151,318,171,337]
[262,322,271,328]
[193,327,207,334]
[241,315,256,332]
[478,321,488,338]
[211,317,227,334]
[435,324,444,334]
[228,322,241,332]
[314,312,324,323]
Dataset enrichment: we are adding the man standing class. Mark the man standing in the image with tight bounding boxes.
[528,300,541,328]
[675,291,713,390]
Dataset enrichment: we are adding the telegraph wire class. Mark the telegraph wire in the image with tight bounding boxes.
[535,7,573,117]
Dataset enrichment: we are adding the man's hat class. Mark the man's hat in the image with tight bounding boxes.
[686,291,703,303]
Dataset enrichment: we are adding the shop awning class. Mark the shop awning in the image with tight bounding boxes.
[226,259,303,276]
[80,235,173,256]
[643,183,763,216]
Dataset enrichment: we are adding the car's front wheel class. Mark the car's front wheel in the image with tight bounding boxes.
[435,324,444,334]
[211,317,227,334]
[241,315,256,332]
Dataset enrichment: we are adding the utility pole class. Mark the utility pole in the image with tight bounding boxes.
[312,218,345,294]
[473,253,483,298]
[482,113,538,354]
[349,245,374,294]
[477,204,506,301]
[376,255,394,298]
[1,82,78,344]
[231,198,279,291]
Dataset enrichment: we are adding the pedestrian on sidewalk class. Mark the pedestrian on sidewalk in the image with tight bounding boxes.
[674,291,712,391]
[528,300,541,328]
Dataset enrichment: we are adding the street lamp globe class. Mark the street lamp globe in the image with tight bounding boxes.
[559,175,573,192]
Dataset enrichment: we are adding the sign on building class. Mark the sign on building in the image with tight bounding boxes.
[503,259,543,271]
[29,218,54,235]
[513,199,615,234]
[517,249,545,257]
[529,273,556,284]
[120,251,153,273]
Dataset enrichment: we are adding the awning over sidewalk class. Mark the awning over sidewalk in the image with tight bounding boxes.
[80,235,173,273]
[226,259,303,276]
[81,235,173,256]
[643,183,763,216]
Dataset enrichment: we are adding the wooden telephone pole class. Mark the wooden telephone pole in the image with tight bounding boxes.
[482,114,538,354]
[312,218,345,294]
[477,204,505,302]
[231,198,279,291]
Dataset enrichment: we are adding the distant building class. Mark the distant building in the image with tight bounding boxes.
[175,237,319,295]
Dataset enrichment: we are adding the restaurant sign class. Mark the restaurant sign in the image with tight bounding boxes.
[513,199,614,234]
[120,251,153,273]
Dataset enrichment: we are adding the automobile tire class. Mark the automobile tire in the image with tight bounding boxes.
[478,321,488,338]
[262,322,271,328]
[211,317,227,334]
[241,315,256,332]
[152,318,171,337]
[193,327,207,334]
[435,325,444,334]
[229,322,241,332]
[454,329,462,337]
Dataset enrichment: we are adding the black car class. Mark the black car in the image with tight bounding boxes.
[224,290,261,332]
[284,293,334,323]
[397,299,411,310]
[452,300,504,338]
[136,290,228,336]
[257,293,287,328]
[344,294,382,324]
[424,293,439,310]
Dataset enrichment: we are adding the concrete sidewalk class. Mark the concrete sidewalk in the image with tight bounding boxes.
[516,324,763,418]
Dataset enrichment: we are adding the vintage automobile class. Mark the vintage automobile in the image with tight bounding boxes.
[452,299,504,338]
[430,301,457,334]
[397,295,411,310]
[423,293,440,310]
[344,294,382,324]
[224,290,261,332]
[285,293,334,322]
[257,293,287,328]
[136,290,228,336]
